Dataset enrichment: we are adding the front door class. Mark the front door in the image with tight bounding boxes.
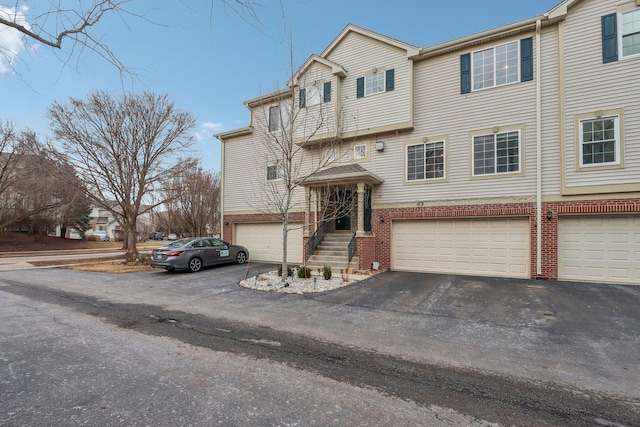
[335,190,351,231]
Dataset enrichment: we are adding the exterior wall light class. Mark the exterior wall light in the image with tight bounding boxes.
[546,210,553,220]
[379,216,385,223]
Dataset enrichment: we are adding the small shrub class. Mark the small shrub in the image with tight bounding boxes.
[322,265,332,280]
[86,235,100,242]
[277,265,294,277]
[297,266,311,279]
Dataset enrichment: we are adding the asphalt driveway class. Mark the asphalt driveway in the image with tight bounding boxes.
[1,262,638,402]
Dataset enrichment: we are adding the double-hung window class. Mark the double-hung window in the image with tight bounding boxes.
[305,85,322,107]
[621,8,640,58]
[356,69,395,98]
[473,41,519,90]
[407,141,445,181]
[602,8,640,62]
[365,72,385,96]
[299,82,331,108]
[461,38,532,93]
[473,131,520,176]
[266,161,284,181]
[579,116,620,167]
[353,143,367,160]
[322,148,336,165]
[268,103,290,132]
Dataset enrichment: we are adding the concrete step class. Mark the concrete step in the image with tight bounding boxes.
[306,257,359,273]
[323,235,353,242]
[315,249,349,257]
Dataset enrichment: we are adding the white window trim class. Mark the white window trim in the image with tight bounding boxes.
[618,7,640,60]
[471,130,522,177]
[365,71,385,97]
[266,161,284,181]
[578,115,621,168]
[268,103,291,133]
[306,84,322,107]
[405,140,446,182]
[353,143,368,160]
[322,147,337,166]
[471,40,520,91]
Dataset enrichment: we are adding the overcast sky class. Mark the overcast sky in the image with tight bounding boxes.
[1,0,560,172]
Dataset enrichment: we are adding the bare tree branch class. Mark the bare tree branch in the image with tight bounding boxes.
[48,90,197,260]
[0,1,266,76]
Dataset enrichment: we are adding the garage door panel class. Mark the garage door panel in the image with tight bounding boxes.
[235,223,302,264]
[558,216,640,284]
[392,217,529,279]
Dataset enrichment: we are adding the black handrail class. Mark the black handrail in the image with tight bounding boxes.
[347,232,357,268]
[305,221,329,261]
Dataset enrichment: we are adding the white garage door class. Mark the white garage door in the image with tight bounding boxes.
[558,215,640,284]
[235,223,303,264]
[392,217,529,278]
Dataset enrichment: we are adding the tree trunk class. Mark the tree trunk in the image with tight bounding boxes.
[124,222,138,262]
[281,218,288,282]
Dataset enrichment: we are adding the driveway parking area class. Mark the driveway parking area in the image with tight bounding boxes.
[1,264,638,400]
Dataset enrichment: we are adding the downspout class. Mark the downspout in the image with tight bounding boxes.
[536,19,542,276]
[220,137,225,240]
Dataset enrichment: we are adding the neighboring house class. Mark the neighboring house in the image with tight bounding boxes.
[216,0,640,285]
[87,204,154,241]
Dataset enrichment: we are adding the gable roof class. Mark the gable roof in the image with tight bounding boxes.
[321,24,420,59]
[289,54,347,87]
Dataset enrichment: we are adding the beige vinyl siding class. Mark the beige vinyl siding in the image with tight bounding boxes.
[294,63,337,141]
[223,103,306,213]
[368,35,539,206]
[223,133,258,212]
[539,26,562,196]
[326,32,411,134]
[562,0,640,189]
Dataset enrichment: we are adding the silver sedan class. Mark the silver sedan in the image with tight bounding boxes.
[150,237,249,272]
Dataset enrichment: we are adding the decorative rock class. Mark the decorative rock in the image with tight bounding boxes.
[239,270,372,293]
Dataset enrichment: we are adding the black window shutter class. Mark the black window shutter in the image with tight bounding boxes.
[385,69,395,91]
[460,53,471,94]
[299,88,306,108]
[323,82,331,102]
[602,13,618,63]
[520,37,533,82]
[356,77,364,98]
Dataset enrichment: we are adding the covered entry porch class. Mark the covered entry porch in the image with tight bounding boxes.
[300,164,383,271]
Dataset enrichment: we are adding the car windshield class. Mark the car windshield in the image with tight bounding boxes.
[165,238,191,248]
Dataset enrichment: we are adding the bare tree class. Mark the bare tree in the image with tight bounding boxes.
[248,53,358,279]
[0,128,90,235]
[48,90,197,261]
[158,166,220,238]
[0,1,265,75]
[0,120,18,214]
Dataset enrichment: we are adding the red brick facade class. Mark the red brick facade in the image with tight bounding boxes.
[223,198,640,280]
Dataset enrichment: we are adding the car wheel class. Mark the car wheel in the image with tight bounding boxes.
[235,251,247,264]
[188,257,202,273]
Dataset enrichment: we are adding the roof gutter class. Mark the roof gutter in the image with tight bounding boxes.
[412,15,551,61]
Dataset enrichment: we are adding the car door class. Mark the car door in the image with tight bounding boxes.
[195,239,218,267]
[212,239,231,264]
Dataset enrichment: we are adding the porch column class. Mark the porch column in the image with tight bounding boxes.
[304,187,310,237]
[357,182,365,234]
